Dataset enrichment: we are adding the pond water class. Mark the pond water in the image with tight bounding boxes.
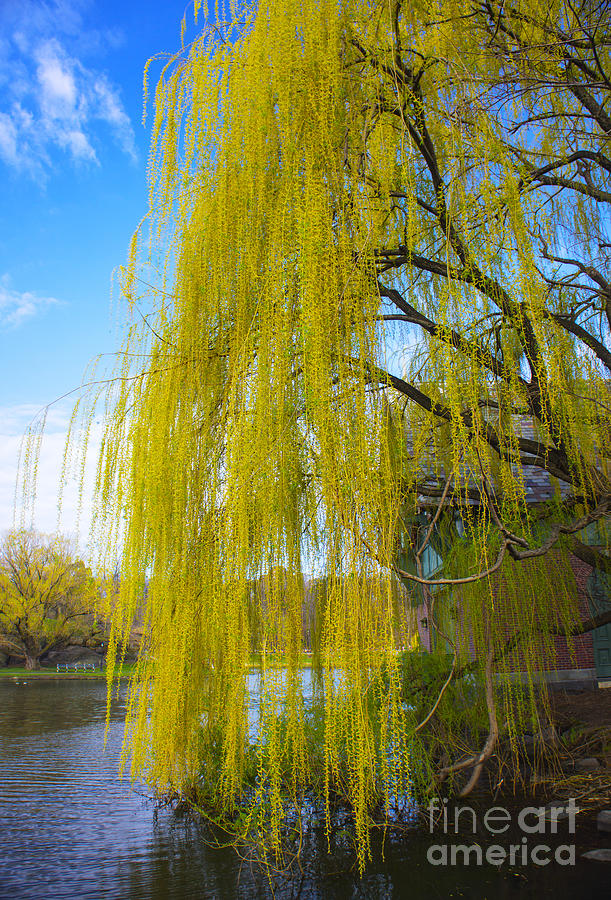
[0,678,608,898]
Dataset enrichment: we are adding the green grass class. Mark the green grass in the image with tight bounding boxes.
[1,653,317,680]
[248,651,314,668]
[0,664,137,679]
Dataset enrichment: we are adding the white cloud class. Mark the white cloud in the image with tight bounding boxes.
[0,402,70,434]
[93,75,135,157]
[0,403,102,558]
[0,274,62,328]
[62,127,97,162]
[37,40,78,113]
[0,2,136,174]
[0,112,18,165]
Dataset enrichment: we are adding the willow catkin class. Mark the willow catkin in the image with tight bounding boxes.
[38,0,611,869]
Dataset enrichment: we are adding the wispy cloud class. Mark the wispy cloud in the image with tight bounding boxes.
[0,403,71,436]
[0,274,62,329]
[0,403,101,555]
[0,1,136,174]
[0,112,19,166]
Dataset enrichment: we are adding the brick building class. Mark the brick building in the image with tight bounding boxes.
[402,418,610,687]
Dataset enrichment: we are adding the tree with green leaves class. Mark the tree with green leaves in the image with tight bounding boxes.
[39,0,610,867]
[0,530,100,670]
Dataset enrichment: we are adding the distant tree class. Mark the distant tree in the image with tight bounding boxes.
[0,530,100,670]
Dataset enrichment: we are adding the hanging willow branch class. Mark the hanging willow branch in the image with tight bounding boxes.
[32,0,610,869]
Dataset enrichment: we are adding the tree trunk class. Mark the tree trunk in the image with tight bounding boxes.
[24,654,41,671]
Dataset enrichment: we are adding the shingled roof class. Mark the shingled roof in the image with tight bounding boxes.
[405,414,574,508]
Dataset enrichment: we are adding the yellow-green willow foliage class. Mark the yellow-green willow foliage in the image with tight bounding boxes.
[50,0,610,868]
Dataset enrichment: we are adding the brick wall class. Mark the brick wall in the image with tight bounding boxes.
[552,555,594,670]
[497,553,595,673]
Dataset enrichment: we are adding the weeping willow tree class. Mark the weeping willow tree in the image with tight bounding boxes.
[37,0,611,868]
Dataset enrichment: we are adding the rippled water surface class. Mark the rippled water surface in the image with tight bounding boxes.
[0,679,609,899]
[0,680,250,899]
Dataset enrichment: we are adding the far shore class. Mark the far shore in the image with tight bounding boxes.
[0,665,136,680]
[0,655,316,680]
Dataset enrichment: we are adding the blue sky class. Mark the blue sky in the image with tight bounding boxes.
[0,0,208,543]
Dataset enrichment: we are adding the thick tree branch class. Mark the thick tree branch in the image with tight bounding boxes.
[548,312,611,371]
[377,282,528,388]
[567,536,611,578]
[518,149,611,186]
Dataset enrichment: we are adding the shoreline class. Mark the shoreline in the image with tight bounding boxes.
[0,669,133,680]
[0,660,315,680]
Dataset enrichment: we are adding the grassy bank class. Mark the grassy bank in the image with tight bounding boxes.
[1,655,315,680]
[0,664,138,679]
